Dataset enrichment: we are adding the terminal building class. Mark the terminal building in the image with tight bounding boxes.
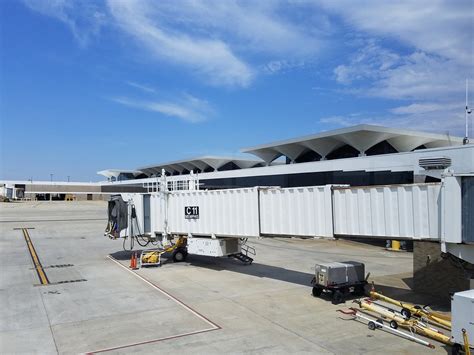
[98,124,472,193]
[2,124,473,198]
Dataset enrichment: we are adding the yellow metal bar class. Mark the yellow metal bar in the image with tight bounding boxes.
[369,290,451,329]
[359,300,452,345]
[463,329,471,355]
[22,228,49,285]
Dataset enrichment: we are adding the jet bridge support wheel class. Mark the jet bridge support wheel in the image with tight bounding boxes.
[172,248,187,262]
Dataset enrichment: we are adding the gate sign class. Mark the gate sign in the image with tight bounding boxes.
[185,206,199,219]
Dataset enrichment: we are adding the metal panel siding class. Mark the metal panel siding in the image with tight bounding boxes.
[259,186,333,237]
[143,194,151,233]
[167,188,259,237]
[333,184,441,239]
[150,194,165,233]
[462,177,474,243]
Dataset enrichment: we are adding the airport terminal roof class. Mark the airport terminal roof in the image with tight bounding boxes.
[96,169,144,179]
[98,125,465,178]
[241,124,464,164]
[137,156,266,176]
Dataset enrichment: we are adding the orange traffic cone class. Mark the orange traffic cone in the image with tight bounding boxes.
[132,252,138,270]
[129,252,135,269]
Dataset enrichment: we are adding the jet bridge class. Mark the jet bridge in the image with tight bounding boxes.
[105,171,473,264]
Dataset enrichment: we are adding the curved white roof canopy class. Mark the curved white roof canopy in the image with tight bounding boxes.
[241,124,463,165]
[97,169,144,179]
[137,156,266,176]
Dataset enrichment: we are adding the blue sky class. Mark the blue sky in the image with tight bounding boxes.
[0,0,472,181]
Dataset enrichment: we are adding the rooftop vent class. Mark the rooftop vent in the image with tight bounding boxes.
[419,157,452,170]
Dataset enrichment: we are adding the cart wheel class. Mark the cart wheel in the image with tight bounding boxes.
[332,290,344,305]
[312,286,323,297]
[172,248,187,262]
[354,285,365,296]
[368,321,376,331]
[401,308,411,319]
[451,343,462,355]
[389,320,398,329]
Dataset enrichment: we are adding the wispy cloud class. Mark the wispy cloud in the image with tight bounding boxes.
[316,0,473,133]
[262,60,307,74]
[23,0,327,87]
[110,94,214,123]
[390,102,460,115]
[319,107,467,135]
[126,81,157,94]
[22,0,106,46]
[315,0,472,66]
[106,0,254,87]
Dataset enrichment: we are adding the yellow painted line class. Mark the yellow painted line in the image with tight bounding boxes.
[21,228,49,285]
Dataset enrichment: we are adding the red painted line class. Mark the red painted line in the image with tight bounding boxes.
[86,327,218,354]
[107,255,221,329]
[85,255,221,354]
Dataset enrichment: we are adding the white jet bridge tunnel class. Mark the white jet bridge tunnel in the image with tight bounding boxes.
[113,171,474,264]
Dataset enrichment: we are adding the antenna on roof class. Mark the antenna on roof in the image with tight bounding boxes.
[464,78,472,145]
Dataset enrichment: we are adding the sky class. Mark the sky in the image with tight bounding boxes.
[0,0,472,181]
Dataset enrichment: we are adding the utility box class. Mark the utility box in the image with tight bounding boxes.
[451,289,474,348]
[187,237,240,257]
[314,261,365,287]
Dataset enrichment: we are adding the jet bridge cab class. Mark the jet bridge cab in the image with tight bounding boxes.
[104,178,255,266]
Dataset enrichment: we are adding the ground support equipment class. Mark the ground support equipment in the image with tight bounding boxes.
[355,299,453,346]
[138,237,188,268]
[338,308,435,348]
[369,284,451,330]
[311,278,367,305]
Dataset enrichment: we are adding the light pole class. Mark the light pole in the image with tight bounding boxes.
[67,176,70,182]
[50,174,53,182]
[464,79,472,145]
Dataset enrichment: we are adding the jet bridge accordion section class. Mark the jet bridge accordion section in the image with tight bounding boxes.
[332,183,441,240]
[259,186,334,238]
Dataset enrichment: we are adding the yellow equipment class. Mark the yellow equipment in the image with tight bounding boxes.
[369,286,451,330]
[357,299,453,346]
[463,329,471,355]
[141,251,160,264]
[391,240,400,251]
[139,236,188,267]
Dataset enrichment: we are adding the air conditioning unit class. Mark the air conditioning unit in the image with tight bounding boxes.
[419,157,451,170]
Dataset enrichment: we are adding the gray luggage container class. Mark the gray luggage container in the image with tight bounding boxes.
[311,261,366,304]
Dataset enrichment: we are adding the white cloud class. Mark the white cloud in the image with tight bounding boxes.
[23,0,327,87]
[111,94,214,123]
[320,105,468,135]
[126,81,157,94]
[315,0,473,66]
[334,40,401,85]
[22,0,105,46]
[106,0,253,87]
[390,102,459,115]
[262,60,306,74]
[314,1,473,133]
[145,1,323,58]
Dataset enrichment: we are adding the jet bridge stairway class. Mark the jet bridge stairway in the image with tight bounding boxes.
[228,242,256,265]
